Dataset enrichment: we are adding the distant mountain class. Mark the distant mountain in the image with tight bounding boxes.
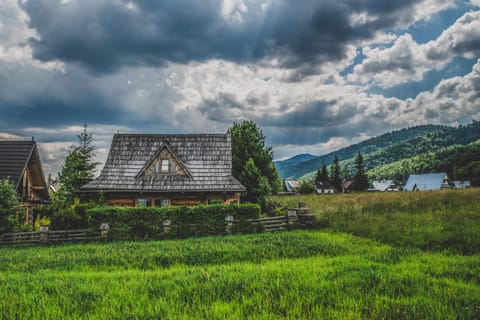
[275,154,317,172]
[276,124,449,179]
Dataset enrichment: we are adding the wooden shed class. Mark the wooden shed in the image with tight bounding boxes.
[0,140,50,223]
[81,133,246,206]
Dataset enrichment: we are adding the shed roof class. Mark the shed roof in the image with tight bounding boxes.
[404,172,452,191]
[82,133,246,193]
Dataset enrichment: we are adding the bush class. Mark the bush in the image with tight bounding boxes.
[297,180,316,194]
[87,203,262,240]
[0,179,22,234]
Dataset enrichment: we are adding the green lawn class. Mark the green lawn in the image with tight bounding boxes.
[272,188,480,254]
[1,229,479,319]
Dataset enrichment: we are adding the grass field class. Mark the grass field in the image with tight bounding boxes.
[272,188,480,254]
[1,189,479,319]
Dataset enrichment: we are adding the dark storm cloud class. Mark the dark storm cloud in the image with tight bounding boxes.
[259,100,358,128]
[198,93,246,123]
[20,0,428,74]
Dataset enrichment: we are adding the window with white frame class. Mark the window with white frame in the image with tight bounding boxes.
[160,159,170,172]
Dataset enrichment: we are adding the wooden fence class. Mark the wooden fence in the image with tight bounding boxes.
[0,229,99,246]
[0,205,315,247]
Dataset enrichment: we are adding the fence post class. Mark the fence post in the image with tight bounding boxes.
[39,226,49,243]
[287,210,298,228]
[100,223,110,238]
[225,215,234,233]
[163,219,171,234]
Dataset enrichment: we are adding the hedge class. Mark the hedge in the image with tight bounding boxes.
[86,204,262,240]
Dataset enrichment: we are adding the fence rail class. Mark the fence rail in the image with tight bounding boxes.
[0,229,100,246]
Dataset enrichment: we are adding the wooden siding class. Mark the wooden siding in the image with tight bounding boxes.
[105,191,241,207]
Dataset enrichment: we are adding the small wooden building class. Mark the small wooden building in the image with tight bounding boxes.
[81,133,246,206]
[315,180,336,194]
[368,180,399,192]
[0,140,50,223]
[342,179,357,193]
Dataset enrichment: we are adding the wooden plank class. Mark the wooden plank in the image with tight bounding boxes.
[250,216,287,222]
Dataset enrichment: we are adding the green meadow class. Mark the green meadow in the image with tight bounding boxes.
[1,188,480,319]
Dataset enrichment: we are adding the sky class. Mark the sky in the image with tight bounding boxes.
[1,0,480,177]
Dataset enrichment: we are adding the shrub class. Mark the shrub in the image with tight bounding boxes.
[0,179,22,234]
[297,180,316,194]
[87,203,261,240]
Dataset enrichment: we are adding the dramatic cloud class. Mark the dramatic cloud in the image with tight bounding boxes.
[20,0,454,75]
[0,0,479,176]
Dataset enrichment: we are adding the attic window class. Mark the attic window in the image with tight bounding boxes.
[160,159,170,172]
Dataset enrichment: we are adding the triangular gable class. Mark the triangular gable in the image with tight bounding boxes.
[136,143,191,178]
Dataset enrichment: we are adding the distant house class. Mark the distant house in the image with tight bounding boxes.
[315,180,336,194]
[368,180,399,192]
[81,133,246,206]
[404,172,455,191]
[452,180,471,189]
[284,180,300,193]
[0,140,50,223]
[342,179,357,193]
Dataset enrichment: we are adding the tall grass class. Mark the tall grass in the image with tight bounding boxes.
[272,188,480,254]
[1,231,479,319]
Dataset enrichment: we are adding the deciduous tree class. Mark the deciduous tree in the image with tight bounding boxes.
[229,120,282,205]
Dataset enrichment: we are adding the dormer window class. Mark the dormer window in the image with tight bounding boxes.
[160,159,170,173]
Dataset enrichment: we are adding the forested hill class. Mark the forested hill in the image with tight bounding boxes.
[368,139,480,185]
[277,121,480,180]
[276,124,448,179]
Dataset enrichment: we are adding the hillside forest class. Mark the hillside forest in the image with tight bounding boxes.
[276,121,480,185]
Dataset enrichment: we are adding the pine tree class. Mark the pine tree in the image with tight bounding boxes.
[58,125,98,203]
[330,155,342,190]
[354,152,369,191]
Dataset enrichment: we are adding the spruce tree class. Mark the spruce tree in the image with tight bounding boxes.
[354,152,369,191]
[58,124,98,203]
[330,155,342,190]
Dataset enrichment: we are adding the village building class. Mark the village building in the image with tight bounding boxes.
[341,179,357,193]
[284,180,300,193]
[81,133,246,206]
[368,180,399,192]
[0,140,50,224]
[452,180,471,189]
[315,180,336,194]
[404,172,455,191]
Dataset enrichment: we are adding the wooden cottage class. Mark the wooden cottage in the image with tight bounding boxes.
[0,140,50,224]
[81,133,246,206]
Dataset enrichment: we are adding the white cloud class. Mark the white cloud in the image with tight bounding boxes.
[349,10,480,88]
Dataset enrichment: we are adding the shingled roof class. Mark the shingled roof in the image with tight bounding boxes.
[0,140,50,201]
[82,133,246,193]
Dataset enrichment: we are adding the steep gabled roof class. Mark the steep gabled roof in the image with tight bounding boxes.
[0,140,50,201]
[0,141,35,187]
[404,172,452,191]
[82,133,246,193]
